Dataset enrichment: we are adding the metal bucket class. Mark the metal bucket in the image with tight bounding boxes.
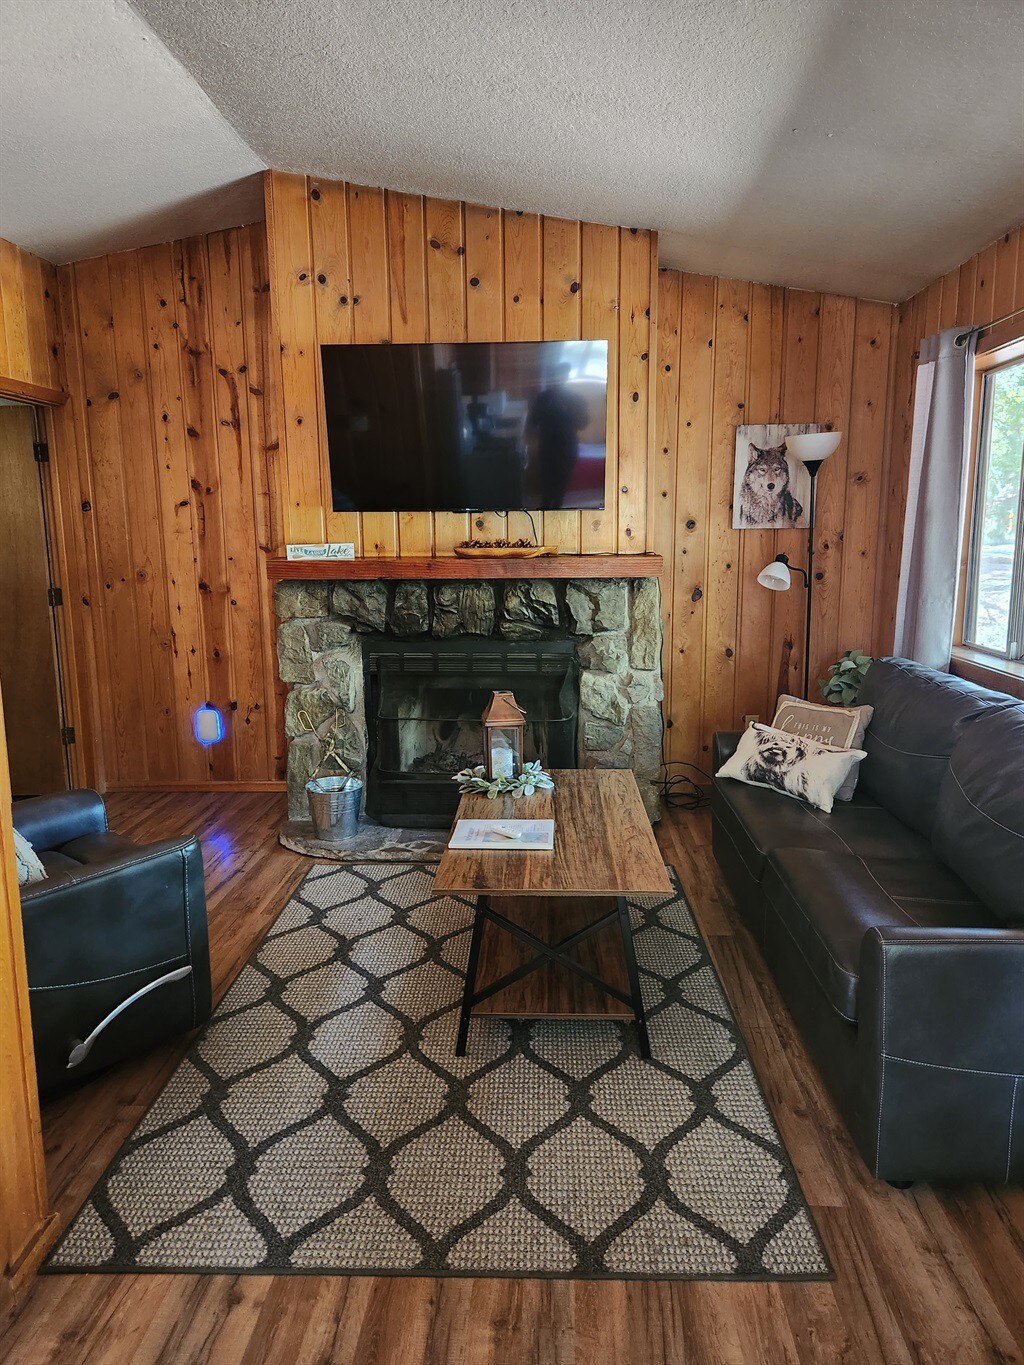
[306,775,362,842]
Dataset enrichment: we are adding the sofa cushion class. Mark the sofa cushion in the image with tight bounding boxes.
[712,780,840,882]
[858,658,1012,837]
[38,851,81,878]
[933,704,1024,925]
[763,848,994,1022]
[59,832,140,865]
[713,777,935,881]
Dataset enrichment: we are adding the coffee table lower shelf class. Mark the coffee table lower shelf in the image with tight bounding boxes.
[455,893,652,1058]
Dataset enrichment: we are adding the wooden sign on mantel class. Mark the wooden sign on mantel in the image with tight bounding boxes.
[286,543,356,561]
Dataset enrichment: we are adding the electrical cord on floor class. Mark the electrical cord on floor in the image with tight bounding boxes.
[658,760,713,811]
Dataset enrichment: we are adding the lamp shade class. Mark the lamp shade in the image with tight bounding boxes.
[757,559,792,591]
[787,431,842,463]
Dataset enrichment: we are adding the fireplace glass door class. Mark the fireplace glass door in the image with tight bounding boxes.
[364,639,578,828]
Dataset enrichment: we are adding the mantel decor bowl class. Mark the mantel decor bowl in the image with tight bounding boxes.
[453,545,558,559]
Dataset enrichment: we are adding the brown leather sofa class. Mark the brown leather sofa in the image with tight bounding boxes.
[712,657,1024,1185]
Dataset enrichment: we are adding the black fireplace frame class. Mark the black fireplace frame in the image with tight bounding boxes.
[362,636,579,828]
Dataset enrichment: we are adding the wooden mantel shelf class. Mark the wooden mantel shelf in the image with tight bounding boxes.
[267,554,664,581]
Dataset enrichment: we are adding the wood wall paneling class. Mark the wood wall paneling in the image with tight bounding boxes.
[772,288,821,700]
[137,243,206,783]
[734,281,784,729]
[264,171,659,556]
[56,224,283,786]
[667,272,715,770]
[844,302,897,655]
[654,272,896,772]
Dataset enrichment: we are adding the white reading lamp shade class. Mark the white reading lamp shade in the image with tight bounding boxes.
[787,431,842,463]
[757,559,792,591]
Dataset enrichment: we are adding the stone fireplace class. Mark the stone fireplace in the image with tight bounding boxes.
[275,575,664,827]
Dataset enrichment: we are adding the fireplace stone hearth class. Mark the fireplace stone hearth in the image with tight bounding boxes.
[275,575,664,825]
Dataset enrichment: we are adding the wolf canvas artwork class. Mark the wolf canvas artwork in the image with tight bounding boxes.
[732,424,818,529]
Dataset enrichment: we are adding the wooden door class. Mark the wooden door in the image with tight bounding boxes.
[0,404,67,796]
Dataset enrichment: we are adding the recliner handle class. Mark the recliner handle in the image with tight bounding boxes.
[66,965,193,1069]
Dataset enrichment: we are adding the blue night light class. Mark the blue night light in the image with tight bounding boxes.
[193,705,224,746]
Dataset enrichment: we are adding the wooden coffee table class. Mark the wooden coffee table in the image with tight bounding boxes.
[434,769,672,1058]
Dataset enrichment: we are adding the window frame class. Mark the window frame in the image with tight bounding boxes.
[954,336,1024,673]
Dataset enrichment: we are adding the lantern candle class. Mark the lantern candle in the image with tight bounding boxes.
[481,691,526,782]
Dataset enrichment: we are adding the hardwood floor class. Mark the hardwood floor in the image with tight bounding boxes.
[2,791,1022,1364]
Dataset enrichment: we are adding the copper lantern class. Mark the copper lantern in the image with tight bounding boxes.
[482,691,525,781]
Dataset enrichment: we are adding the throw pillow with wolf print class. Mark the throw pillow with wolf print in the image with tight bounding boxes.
[716,722,867,814]
[732,424,815,530]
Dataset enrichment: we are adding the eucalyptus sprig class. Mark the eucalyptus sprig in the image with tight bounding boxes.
[452,760,555,800]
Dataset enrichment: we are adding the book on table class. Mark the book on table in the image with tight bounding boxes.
[447,819,555,851]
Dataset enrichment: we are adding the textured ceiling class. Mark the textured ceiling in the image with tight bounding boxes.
[130,0,1024,300]
[1,0,1021,297]
[0,0,262,263]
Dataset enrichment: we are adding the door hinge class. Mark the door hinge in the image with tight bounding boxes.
[61,726,76,746]
[48,586,63,607]
[33,440,49,463]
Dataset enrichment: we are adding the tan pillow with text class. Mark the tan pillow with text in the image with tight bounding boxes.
[771,695,874,800]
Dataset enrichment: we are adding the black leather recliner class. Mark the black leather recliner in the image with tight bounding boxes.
[14,789,211,1094]
[712,658,1024,1185]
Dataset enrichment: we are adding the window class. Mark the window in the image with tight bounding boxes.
[963,357,1024,660]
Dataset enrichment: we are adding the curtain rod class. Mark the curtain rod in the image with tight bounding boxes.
[954,303,1024,347]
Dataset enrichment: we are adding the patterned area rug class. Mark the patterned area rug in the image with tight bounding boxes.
[47,864,830,1280]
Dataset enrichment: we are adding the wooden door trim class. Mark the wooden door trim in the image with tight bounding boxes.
[0,681,58,1302]
[0,376,66,407]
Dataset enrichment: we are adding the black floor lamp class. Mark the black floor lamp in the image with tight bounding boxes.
[757,431,842,700]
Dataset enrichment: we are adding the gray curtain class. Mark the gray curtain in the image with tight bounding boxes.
[894,326,977,669]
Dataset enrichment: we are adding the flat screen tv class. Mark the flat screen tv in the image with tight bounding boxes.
[320,339,608,513]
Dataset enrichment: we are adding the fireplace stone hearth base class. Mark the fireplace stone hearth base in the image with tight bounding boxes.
[278,819,447,862]
[275,575,664,829]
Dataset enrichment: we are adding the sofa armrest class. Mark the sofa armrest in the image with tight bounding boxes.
[860,926,1024,1181]
[861,926,1024,1074]
[13,788,107,852]
[20,836,209,996]
[21,834,211,1093]
[713,731,743,770]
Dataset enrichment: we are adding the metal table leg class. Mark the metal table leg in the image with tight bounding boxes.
[617,895,651,1059]
[455,894,488,1056]
[456,892,652,1060]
